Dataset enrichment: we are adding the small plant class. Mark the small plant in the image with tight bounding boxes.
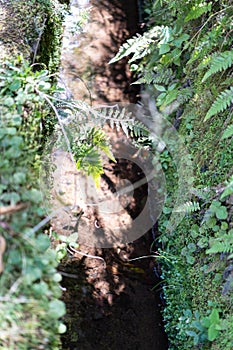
[71,127,116,187]
[186,308,223,345]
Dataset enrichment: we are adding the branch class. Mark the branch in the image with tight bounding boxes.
[0,203,29,215]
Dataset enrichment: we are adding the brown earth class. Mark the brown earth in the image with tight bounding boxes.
[55,0,169,349]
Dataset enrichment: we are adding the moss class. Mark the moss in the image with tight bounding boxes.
[0,0,66,71]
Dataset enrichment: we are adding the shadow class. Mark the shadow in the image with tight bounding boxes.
[60,232,168,350]
[61,0,141,104]
[59,0,168,348]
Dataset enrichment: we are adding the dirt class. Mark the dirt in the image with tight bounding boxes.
[54,0,168,349]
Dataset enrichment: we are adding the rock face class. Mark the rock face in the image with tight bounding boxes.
[0,0,65,70]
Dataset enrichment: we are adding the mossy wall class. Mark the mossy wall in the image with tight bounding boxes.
[0,1,68,349]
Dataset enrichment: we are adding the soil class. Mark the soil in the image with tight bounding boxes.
[55,0,168,349]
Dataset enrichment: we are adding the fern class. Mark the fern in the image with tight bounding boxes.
[71,127,116,188]
[174,201,200,214]
[57,99,147,138]
[220,175,233,200]
[202,50,233,82]
[206,233,233,255]
[134,67,174,86]
[204,87,233,121]
[221,124,233,140]
[184,2,211,22]
[51,97,150,187]
[109,26,162,64]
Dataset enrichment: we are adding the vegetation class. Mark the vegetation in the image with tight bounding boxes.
[112,0,233,349]
[0,3,146,348]
[1,0,233,348]
[0,0,67,348]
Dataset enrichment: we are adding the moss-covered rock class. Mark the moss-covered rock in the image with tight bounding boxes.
[0,0,66,71]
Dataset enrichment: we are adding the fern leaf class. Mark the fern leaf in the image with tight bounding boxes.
[206,236,233,255]
[204,87,233,121]
[202,50,233,82]
[185,3,211,22]
[109,26,162,64]
[174,201,200,214]
[221,124,233,140]
[220,175,233,200]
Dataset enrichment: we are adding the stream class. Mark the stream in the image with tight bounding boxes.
[55,0,169,348]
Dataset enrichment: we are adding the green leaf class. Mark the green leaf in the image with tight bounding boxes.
[159,43,170,55]
[208,323,219,341]
[9,80,21,91]
[32,281,49,297]
[13,172,26,185]
[202,50,233,82]
[202,317,210,328]
[1,192,20,204]
[221,124,233,140]
[59,231,79,244]
[56,243,68,261]
[173,33,190,48]
[35,234,51,252]
[3,97,15,107]
[24,267,42,284]
[186,330,197,337]
[209,309,220,324]
[0,127,17,138]
[22,189,42,204]
[58,323,67,334]
[204,87,233,121]
[53,273,62,282]
[215,206,228,220]
[185,3,211,22]
[154,84,166,92]
[49,300,66,319]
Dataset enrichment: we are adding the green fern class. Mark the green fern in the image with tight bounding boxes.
[109,26,162,64]
[220,175,233,200]
[204,87,233,121]
[184,2,211,22]
[71,127,116,188]
[206,233,233,255]
[174,201,200,214]
[202,50,233,82]
[221,124,233,140]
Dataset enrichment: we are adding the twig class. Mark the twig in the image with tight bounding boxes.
[58,270,80,279]
[36,89,77,168]
[32,17,47,64]
[0,296,35,303]
[128,252,171,262]
[30,205,79,235]
[67,244,106,269]
[0,235,6,274]
[0,203,29,215]
[128,253,160,262]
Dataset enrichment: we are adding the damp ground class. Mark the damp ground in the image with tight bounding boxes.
[54,0,169,348]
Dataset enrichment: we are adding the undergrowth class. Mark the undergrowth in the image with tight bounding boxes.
[112,0,233,349]
[0,1,67,348]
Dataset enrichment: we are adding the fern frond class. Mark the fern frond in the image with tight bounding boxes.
[204,87,233,121]
[174,201,200,214]
[206,234,233,255]
[220,175,233,200]
[190,187,210,200]
[221,124,233,140]
[202,50,233,82]
[153,68,175,85]
[109,26,163,64]
[185,3,211,22]
[177,87,193,104]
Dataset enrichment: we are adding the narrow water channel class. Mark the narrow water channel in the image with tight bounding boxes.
[59,1,168,349]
